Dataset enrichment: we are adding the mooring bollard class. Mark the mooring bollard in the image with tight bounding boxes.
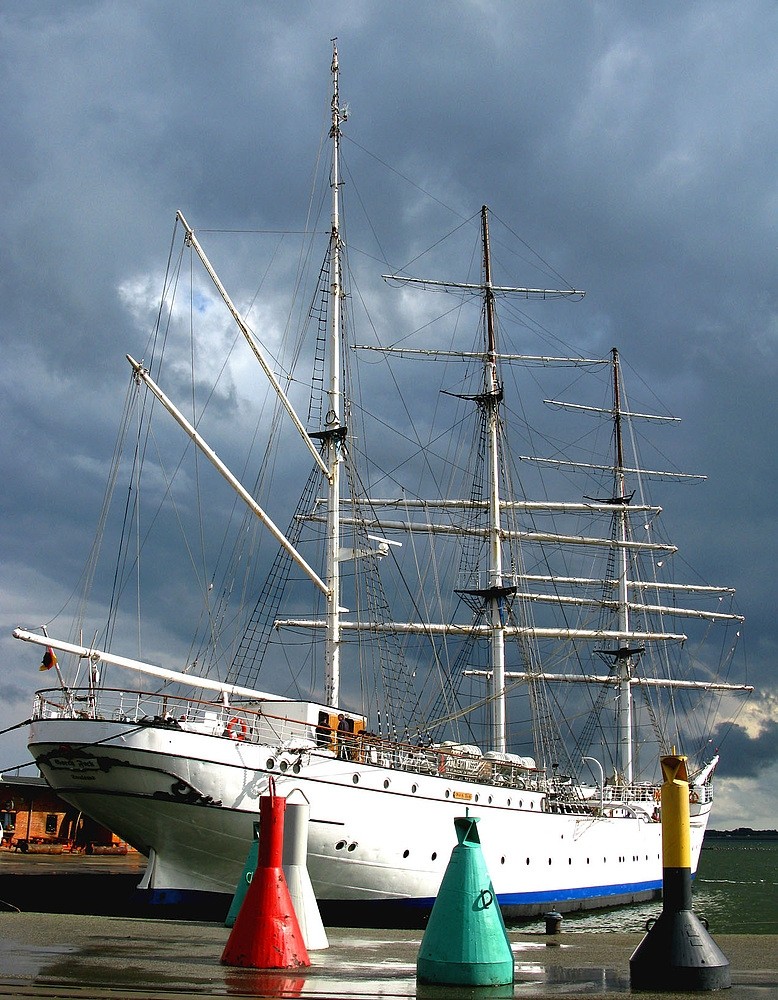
[544,910,563,935]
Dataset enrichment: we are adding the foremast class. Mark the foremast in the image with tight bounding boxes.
[321,41,348,708]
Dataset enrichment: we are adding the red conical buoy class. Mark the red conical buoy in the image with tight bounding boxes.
[221,781,310,970]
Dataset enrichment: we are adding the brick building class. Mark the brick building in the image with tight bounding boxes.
[0,774,134,853]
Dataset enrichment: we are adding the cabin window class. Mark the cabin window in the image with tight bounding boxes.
[45,814,58,835]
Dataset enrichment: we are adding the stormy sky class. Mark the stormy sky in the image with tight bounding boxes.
[1,1,777,829]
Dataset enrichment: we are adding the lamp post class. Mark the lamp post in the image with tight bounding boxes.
[582,756,604,815]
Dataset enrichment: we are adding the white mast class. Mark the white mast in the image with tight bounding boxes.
[612,347,635,783]
[323,41,347,707]
[481,207,508,753]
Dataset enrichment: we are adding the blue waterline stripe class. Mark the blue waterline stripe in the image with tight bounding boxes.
[147,878,664,910]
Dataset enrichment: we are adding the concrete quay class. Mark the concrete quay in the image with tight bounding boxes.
[0,912,775,999]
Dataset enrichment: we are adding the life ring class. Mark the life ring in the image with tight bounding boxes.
[226,717,248,741]
[689,790,700,804]
[438,754,447,776]
[653,789,661,802]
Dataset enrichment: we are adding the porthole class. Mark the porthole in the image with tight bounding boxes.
[383,779,391,789]
[266,758,276,769]
[431,852,437,861]
[500,856,505,865]
[347,842,358,852]
[530,801,534,809]
[507,798,512,807]
[548,858,552,865]
[526,858,530,865]
[487,795,493,804]
[279,760,288,772]
[335,840,347,851]
[292,763,301,774]
[568,858,572,865]
[411,783,418,793]
[403,849,410,859]
[519,799,523,808]
[444,789,450,799]
[352,774,359,784]
[474,794,479,802]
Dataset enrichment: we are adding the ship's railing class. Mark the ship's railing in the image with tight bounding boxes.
[32,687,548,793]
[33,687,710,805]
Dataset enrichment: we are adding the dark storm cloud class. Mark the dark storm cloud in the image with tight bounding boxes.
[1,1,776,826]
[712,716,778,779]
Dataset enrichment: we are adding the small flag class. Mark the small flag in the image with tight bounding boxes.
[39,646,58,671]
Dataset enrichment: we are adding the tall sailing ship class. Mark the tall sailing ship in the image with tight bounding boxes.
[15,46,750,924]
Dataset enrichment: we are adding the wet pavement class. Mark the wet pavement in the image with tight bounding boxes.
[0,912,775,999]
[0,854,775,997]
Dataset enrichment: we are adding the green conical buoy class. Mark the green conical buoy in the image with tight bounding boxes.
[225,829,259,928]
[417,813,514,987]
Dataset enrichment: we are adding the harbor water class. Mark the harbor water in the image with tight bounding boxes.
[1,837,775,934]
[554,837,778,935]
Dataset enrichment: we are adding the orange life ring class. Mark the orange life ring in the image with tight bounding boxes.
[653,789,661,802]
[689,790,700,804]
[226,717,248,741]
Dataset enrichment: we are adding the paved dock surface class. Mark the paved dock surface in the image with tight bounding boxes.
[0,913,775,999]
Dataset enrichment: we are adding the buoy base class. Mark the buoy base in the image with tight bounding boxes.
[417,957,515,988]
[221,867,310,970]
[630,909,730,992]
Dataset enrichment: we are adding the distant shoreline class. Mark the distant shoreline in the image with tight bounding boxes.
[705,828,778,840]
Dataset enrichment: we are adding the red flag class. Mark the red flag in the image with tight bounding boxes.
[39,646,58,671]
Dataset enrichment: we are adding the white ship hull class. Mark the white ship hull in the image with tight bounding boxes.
[29,711,710,924]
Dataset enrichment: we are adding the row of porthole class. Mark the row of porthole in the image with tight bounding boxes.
[263,758,544,811]
[260,758,540,807]
[333,841,660,867]
[265,758,302,774]
[354,773,541,810]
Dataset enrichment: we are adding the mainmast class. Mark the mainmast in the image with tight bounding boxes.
[323,41,348,707]
[481,207,509,753]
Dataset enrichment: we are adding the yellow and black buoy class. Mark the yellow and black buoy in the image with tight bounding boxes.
[629,754,730,991]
